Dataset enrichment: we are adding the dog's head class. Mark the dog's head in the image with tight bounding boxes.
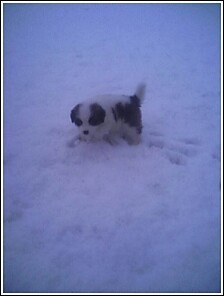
[70,102,106,141]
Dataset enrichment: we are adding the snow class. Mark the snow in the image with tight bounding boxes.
[3,3,221,293]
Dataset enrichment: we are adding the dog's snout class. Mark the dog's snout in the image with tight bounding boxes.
[83,130,89,135]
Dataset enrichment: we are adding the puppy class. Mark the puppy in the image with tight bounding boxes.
[70,83,146,145]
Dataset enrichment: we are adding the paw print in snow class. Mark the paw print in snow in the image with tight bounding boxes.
[146,132,200,166]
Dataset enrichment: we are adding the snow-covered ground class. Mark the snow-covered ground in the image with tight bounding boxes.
[3,3,221,293]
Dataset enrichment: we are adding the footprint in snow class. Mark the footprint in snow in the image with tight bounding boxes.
[146,132,200,166]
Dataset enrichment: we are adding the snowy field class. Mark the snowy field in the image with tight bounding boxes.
[3,3,221,293]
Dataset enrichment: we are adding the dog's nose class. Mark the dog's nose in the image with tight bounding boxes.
[83,130,89,135]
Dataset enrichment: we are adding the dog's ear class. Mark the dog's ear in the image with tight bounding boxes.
[70,109,75,123]
[70,104,81,123]
[89,103,106,126]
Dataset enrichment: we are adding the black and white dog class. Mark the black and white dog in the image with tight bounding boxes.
[70,83,146,145]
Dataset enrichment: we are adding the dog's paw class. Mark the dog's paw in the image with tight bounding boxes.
[103,134,119,145]
[67,136,81,148]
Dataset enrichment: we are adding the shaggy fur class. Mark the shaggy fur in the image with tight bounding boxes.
[70,83,146,145]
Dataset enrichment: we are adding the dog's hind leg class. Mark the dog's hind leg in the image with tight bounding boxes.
[123,127,141,145]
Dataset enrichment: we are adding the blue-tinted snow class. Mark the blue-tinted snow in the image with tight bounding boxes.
[3,3,221,293]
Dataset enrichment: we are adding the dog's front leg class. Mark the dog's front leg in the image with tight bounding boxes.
[67,135,81,147]
[103,134,119,145]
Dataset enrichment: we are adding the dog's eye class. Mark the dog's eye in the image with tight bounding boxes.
[88,117,101,126]
[74,118,83,126]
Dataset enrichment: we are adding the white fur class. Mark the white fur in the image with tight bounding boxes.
[73,83,146,145]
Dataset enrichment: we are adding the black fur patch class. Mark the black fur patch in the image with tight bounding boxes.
[88,103,106,126]
[112,108,117,122]
[130,95,141,107]
[70,104,83,126]
[115,96,142,134]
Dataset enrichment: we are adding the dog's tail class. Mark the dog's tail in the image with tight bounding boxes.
[134,83,146,102]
